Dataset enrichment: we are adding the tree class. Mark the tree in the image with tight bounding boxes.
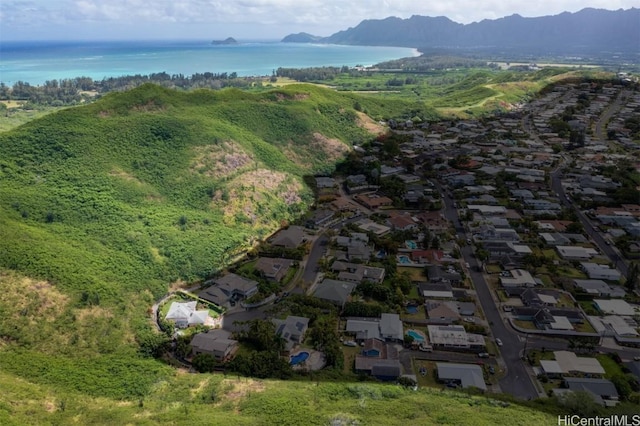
[611,374,632,400]
[192,353,218,373]
[403,334,415,347]
[556,390,604,417]
[626,262,638,292]
[238,319,283,352]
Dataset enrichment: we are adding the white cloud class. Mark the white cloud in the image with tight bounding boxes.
[1,0,637,39]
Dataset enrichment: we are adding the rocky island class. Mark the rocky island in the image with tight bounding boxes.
[211,37,238,45]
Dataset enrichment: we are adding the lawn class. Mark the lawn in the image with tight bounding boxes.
[236,259,258,276]
[400,305,426,322]
[596,354,624,378]
[341,345,361,375]
[555,293,575,308]
[398,266,426,282]
[573,321,596,333]
[485,264,502,274]
[527,350,556,365]
[412,359,441,389]
[557,266,588,279]
[513,320,538,330]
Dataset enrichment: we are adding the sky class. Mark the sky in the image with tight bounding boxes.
[0,0,637,41]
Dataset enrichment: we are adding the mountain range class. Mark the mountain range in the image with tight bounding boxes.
[282,8,640,54]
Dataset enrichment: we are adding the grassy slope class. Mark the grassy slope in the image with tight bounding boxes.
[0,370,555,425]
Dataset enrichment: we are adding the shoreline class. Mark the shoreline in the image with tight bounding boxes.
[0,40,419,87]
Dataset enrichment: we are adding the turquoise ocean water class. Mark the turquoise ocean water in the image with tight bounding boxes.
[0,40,418,86]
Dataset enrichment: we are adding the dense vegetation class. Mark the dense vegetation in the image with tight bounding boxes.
[0,83,399,397]
[0,72,269,106]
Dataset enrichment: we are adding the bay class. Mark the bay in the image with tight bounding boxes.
[0,40,418,86]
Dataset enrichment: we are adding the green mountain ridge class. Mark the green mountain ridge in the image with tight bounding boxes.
[282,8,640,55]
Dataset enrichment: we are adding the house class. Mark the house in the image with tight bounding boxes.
[591,315,639,338]
[335,236,373,261]
[425,265,462,285]
[312,279,357,308]
[520,289,544,307]
[573,279,626,298]
[379,313,404,342]
[425,300,460,324]
[436,363,487,390]
[273,315,309,352]
[331,261,385,284]
[306,209,334,228]
[255,257,294,282]
[271,226,305,249]
[473,225,519,242]
[427,325,485,351]
[190,329,238,361]
[199,273,259,307]
[354,338,401,381]
[500,269,537,288]
[345,313,403,342]
[346,319,381,341]
[553,351,605,376]
[483,241,532,261]
[165,301,210,328]
[458,302,476,317]
[387,214,418,231]
[556,246,598,260]
[332,197,360,212]
[354,193,393,210]
[580,263,621,281]
[593,299,636,316]
[562,378,619,406]
[410,249,445,264]
[467,205,507,216]
[418,282,454,299]
[315,176,336,188]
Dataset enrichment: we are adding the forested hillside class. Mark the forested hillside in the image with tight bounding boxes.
[0,83,439,413]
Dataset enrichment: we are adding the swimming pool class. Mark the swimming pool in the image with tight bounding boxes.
[407,329,425,342]
[406,306,418,314]
[405,240,417,249]
[398,255,411,264]
[290,351,310,365]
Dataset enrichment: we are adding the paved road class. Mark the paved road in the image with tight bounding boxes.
[439,186,540,400]
[302,233,328,285]
[550,168,629,278]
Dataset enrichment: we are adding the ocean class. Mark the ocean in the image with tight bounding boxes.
[0,40,419,86]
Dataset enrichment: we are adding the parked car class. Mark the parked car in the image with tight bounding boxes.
[463,317,476,323]
[343,340,357,347]
[488,366,495,374]
[478,352,490,358]
[496,338,503,346]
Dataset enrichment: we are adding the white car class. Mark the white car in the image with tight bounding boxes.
[496,338,503,346]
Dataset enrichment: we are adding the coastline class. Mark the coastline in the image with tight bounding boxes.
[0,40,419,86]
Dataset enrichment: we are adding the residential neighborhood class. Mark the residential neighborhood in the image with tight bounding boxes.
[156,78,640,407]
